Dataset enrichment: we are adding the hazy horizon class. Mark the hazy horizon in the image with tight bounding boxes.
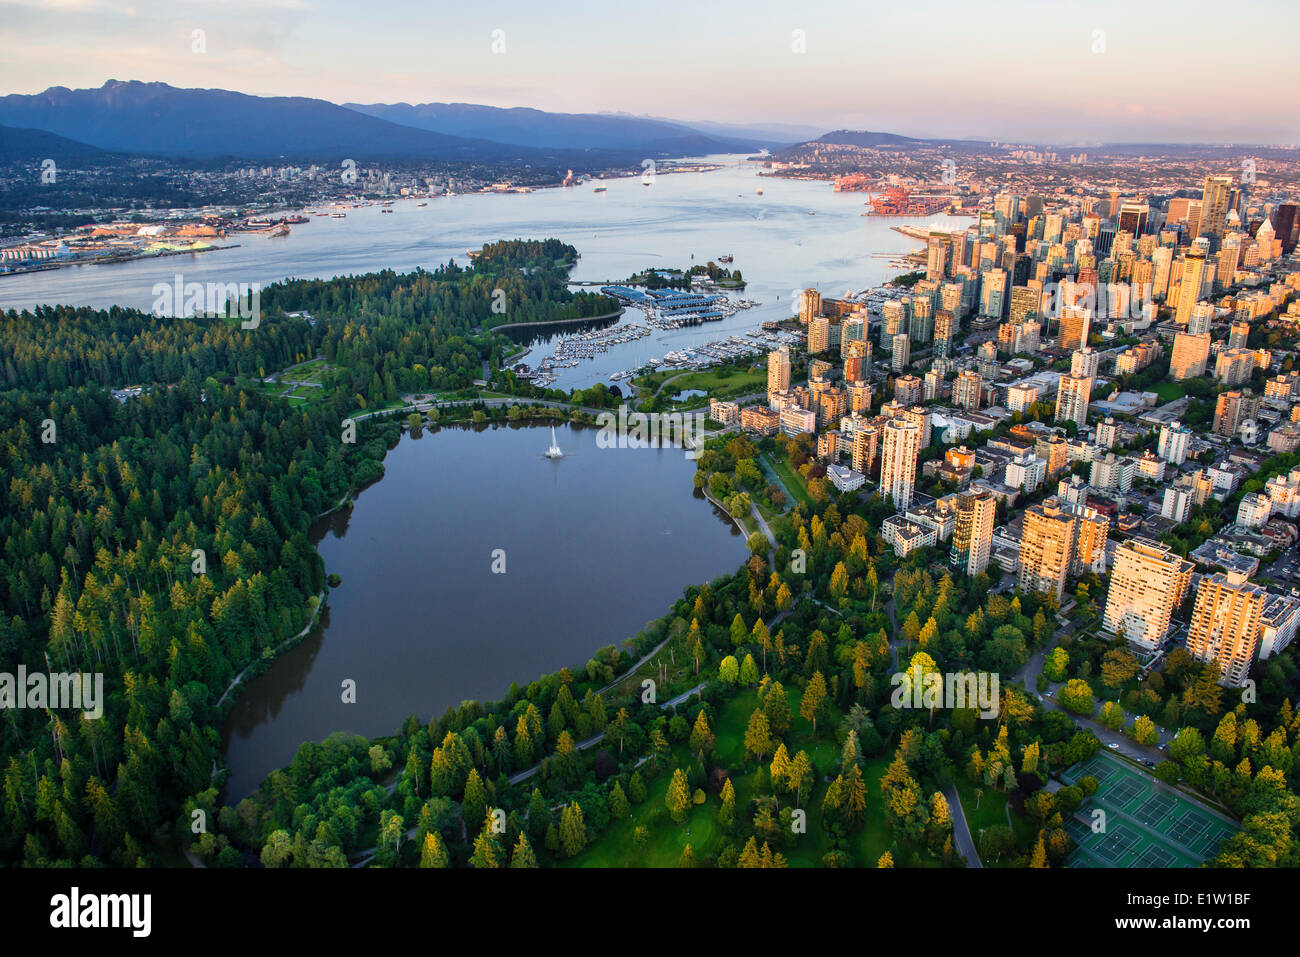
[1,0,1297,145]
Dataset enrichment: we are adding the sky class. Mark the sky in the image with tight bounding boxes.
[1,0,1297,144]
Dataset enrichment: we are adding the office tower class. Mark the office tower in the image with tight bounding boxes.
[933,310,956,357]
[799,288,822,325]
[1058,307,1090,351]
[1197,175,1234,247]
[808,315,830,354]
[891,334,910,372]
[1152,245,1174,300]
[994,192,1020,224]
[1275,203,1298,254]
[950,488,996,576]
[1102,538,1193,651]
[926,234,948,281]
[1008,285,1038,325]
[1175,242,1209,325]
[1186,571,1265,688]
[1018,498,1077,600]
[1158,421,1191,465]
[1218,236,1241,289]
[1118,202,1149,236]
[767,346,791,396]
[1055,374,1092,427]
[953,370,982,410]
[979,268,1007,319]
[879,418,921,508]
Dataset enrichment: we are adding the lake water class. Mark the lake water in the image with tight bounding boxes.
[0,155,968,391]
[219,421,746,799]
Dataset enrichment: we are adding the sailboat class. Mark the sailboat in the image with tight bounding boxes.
[545,426,564,459]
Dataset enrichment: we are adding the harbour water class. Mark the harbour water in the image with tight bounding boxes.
[0,155,966,391]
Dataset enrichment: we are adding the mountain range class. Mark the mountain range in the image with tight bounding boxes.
[0,81,795,164]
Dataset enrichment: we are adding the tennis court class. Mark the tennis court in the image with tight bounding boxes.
[1059,752,1238,867]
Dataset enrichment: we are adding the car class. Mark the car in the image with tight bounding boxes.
[1045,690,1054,697]
[1108,742,1120,749]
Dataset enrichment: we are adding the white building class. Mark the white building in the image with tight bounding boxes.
[1157,421,1191,465]
[1162,486,1192,523]
[1236,492,1273,529]
[1004,453,1047,493]
[826,463,866,492]
[1265,469,1300,518]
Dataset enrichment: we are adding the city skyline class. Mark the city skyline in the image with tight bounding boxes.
[1,0,1298,145]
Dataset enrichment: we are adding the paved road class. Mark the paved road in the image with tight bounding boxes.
[942,784,983,868]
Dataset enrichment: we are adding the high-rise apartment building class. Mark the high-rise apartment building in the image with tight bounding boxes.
[950,488,996,576]
[879,418,921,508]
[891,334,911,372]
[1186,571,1265,688]
[1055,374,1092,427]
[1102,538,1193,652]
[799,288,822,325]
[767,346,791,396]
[1018,498,1076,600]
[953,370,983,410]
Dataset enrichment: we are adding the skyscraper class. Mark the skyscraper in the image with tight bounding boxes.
[950,488,996,576]
[1102,538,1193,652]
[879,418,921,508]
[766,346,790,397]
[800,288,822,325]
[1186,571,1265,688]
[1175,242,1208,325]
[1197,175,1234,248]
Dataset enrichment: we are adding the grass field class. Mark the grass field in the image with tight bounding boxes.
[765,455,813,508]
[1060,752,1237,867]
[1150,381,1186,403]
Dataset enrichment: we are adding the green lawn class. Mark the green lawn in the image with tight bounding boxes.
[766,455,813,508]
[1150,381,1186,403]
